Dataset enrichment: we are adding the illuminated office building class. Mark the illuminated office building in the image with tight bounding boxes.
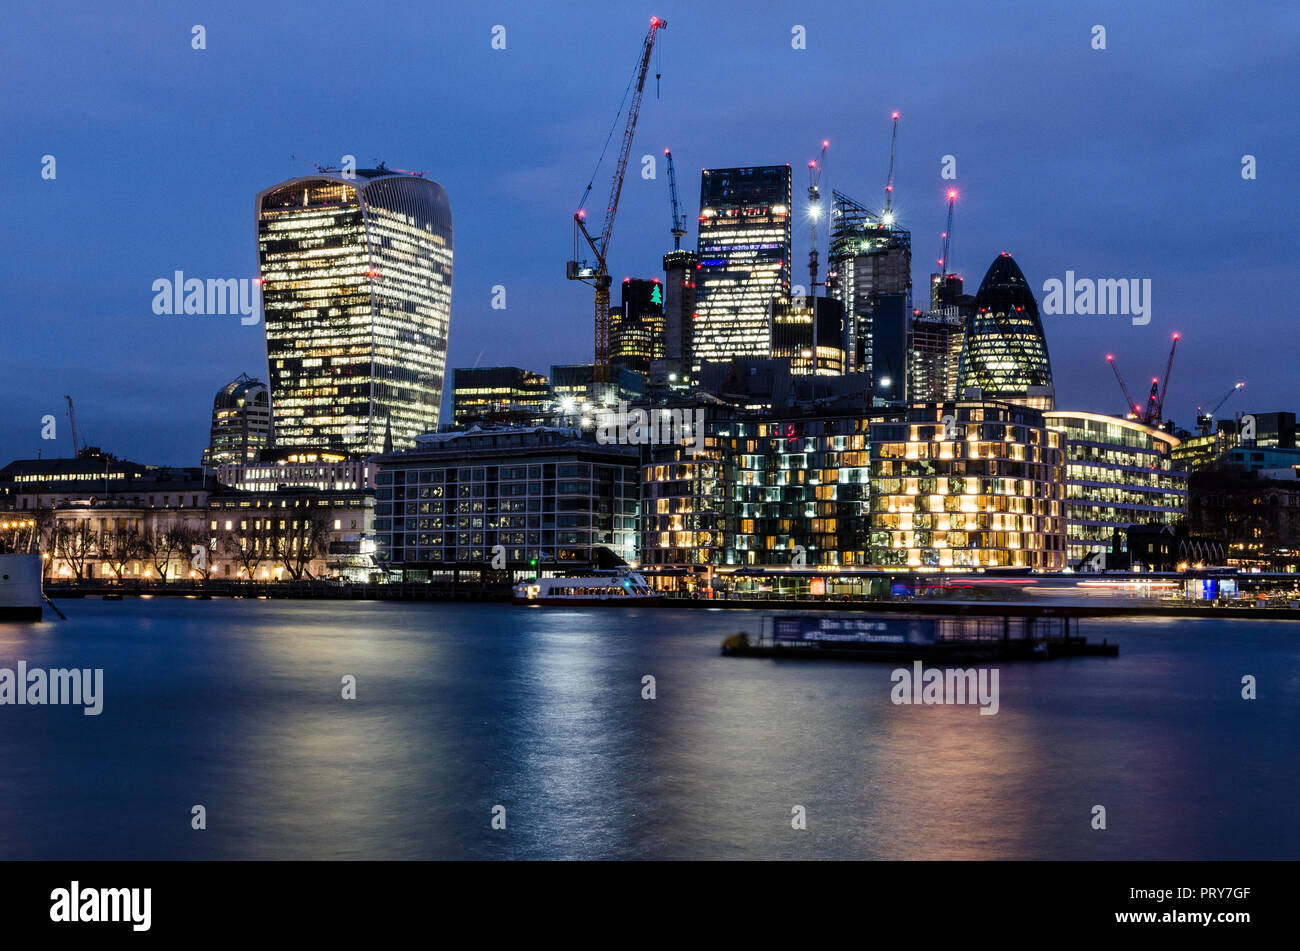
[1043,411,1186,565]
[908,309,966,402]
[692,166,791,367]
[957,254,1055,410]
[202,373,271,467]
[451,366,551,428]
[256,166,453,454]
[769,296,845,375]
[661,249,697,379]
[868,401,1067,569]
[611,278,665,375]
[826,190,911,375]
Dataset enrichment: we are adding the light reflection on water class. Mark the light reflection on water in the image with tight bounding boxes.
[0,600,1295,860]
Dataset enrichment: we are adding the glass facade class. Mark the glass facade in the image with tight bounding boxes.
[1044,411,1187,565]
[639,409,876,567]
[768,296,845,375]
[373,428,639,571]
[451,366,552,427]
[610,278,665,375]
[869,402,1067,569]
[692,166,791,367]
[957,254,1054,410]
[826,190,911,375]
[202,373,270,467]
[257,170,453,454]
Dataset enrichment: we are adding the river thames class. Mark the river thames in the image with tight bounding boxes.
[0,599,1295,860]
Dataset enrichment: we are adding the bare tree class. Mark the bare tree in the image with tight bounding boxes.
[56,519,97,581]
[149,521,188,582]
[219,529,266,581]
[103,524,146,582]
[269,514,331,580]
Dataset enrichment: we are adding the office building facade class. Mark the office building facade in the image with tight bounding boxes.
[256,167,453,454]
[373,427,640,575]
[451,366,552,428]
[610,278,665,375]
[1044,411,1187,565]
[692,166,792,367]
[957,253,1055,410]
[202,373,271,467]
[868,401,1067,569]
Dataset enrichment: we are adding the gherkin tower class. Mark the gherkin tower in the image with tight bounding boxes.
[957,253,1055,410]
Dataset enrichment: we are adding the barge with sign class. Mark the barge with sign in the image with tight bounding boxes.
[721,613,1118,662]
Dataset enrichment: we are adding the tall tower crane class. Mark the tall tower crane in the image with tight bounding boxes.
[63,395,83,458]
[567,17,666,386]
[806,139,828,296]
[1106,332,1181,427]
[1105,354,1143,420]
[664,148,686,251]
[938,188,957,281]
[1196,382,1246,434]
[883,111,900,220]
[1153,332,1180,422]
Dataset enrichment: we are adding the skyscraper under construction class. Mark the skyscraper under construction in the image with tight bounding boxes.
[256,166,453,454]
[826,190,911,378]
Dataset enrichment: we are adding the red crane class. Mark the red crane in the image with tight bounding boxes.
[1106,332,1181,426]
[1105,354,1144,420]
[567,17,666,385]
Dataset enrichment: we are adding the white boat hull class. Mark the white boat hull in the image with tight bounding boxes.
[0,554,44,621]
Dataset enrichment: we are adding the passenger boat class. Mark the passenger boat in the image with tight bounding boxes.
[512,569,664,606]
[0,553,44,621]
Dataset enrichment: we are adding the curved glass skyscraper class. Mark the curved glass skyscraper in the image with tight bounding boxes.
[957,253,1054,410]
[256,168,453,453]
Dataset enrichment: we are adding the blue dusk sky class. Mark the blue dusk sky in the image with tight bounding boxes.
[2,0,1295,465]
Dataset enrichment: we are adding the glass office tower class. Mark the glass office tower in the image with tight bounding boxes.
[256,167,453,453]
[692,166,792,368]
[957,253,1055,410]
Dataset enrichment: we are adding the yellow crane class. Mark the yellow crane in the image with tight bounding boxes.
[567,17,666,387]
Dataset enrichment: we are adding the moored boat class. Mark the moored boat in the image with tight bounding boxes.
[0,553,44,621]
[512,569,663,606]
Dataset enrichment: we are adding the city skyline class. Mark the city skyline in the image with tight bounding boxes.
[3,1,1296,466]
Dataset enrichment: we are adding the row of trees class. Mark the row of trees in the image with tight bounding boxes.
[40,515,332,583]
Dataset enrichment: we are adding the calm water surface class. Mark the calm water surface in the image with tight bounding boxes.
[0,598,1296,860]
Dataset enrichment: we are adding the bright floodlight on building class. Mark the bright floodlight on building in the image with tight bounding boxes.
[882,212,894,226]
[560,396,576,413]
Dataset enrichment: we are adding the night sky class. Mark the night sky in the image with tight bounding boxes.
[3,0,1294,466]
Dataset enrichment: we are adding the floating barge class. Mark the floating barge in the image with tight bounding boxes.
[721,613,1118,663]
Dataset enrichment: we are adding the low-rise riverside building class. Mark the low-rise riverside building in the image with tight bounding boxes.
[371,427,640,579]
[1043,411,1187,566]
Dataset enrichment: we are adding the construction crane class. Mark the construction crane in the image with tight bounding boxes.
[63,395,83,458]
[664,148,686,251]
[567,17,666,386]
[1105,354,1144,420]
[1105,332,1181,427]
[938,188,957,280]
[1153,331,1179,422]
[1197,382,1246,434]
[290,154,336,173]
[806,139,828,296]
[882,111,900,221]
